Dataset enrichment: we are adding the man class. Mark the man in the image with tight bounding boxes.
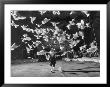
[49,49,56,73]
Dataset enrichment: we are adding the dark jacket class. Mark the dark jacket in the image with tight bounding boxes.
[49,53,56,63]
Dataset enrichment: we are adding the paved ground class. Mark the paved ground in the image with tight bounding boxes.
[11,58,100,77]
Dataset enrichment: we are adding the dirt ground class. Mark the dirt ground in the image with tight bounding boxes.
[11,58,100,77]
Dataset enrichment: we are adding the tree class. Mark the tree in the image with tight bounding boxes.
[11,11,100,60]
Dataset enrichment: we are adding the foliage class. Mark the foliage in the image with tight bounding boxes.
[11,11,100,60]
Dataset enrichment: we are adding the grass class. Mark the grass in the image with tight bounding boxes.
[11,59,100,77]
[11,59,39,65]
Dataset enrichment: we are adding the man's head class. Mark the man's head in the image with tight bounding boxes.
[49,49,55,56]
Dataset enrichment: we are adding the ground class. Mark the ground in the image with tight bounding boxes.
[11,57,100,77]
